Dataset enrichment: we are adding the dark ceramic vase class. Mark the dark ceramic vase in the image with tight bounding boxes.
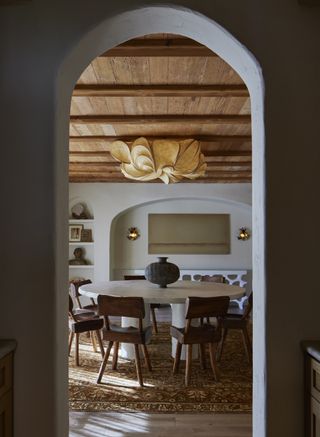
[144,257,180,288]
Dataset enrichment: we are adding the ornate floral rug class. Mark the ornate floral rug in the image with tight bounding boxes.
[69,324,252,413]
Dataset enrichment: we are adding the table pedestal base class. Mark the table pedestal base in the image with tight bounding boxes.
[118,303,199,360]
[119,305,151,360]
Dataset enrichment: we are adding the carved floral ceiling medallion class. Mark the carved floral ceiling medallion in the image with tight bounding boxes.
[110,137,207,184]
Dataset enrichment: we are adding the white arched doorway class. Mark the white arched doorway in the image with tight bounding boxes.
[56,6,265,436]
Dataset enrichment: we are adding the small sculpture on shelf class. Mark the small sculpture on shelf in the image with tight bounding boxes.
[69,247,88,265]
[71,202,90,220]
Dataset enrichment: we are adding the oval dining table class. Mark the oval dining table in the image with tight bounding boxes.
[79,279,245,360]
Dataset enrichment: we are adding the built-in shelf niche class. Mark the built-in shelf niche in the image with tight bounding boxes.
[148,213,230,255]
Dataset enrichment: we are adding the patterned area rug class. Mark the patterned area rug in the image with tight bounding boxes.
[69,323,252,413]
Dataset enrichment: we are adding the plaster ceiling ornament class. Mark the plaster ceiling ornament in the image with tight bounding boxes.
[110,137,207,184]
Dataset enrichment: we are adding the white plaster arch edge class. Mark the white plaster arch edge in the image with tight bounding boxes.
[56,6,265,437]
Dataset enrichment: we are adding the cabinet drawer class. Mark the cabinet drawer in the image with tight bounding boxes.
[311,396,320,437]
[311,358,320,403]
[0,354,12,399]
[0,390,13,437]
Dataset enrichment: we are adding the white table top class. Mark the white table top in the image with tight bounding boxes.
[79,280,244,304]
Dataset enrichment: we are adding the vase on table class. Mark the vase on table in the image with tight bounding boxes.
[144,257,180,288]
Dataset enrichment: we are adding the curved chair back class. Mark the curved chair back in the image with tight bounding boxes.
[185,296,230,320]
[68,295,77,322]
[200,275,225,283]
[98,295,145,332]
[242,292,253,320]
[69,279,93,308]
[124,275,145,280]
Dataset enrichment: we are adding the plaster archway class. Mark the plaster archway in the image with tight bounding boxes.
[56,6,265,436]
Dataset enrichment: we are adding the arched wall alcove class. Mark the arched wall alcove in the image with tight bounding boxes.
[56,6,265,437]
[109,196,252,284]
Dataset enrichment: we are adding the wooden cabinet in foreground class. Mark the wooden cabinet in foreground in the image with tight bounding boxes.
[0,341,16,437]
[303,341,320,437]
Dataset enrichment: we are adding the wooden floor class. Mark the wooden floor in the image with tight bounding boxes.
[69,305,252,436]
[69,412,252,436]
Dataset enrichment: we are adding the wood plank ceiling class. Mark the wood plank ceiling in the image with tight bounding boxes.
[69,34,251,183]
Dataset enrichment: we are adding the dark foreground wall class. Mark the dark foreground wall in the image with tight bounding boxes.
[0,1,319,436]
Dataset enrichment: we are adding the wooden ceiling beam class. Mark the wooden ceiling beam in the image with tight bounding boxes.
[205,150,251,157]
[69,176,251,183]
[69,150,251,158]
[99,38,218,57]
[70,114,251,125]
[69,161,251,168]
[73,84,249,97]
[69,169,251,177]
[69,135,251,144]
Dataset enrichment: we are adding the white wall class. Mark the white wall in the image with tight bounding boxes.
[111,198,252,275]
[69,183,252,281]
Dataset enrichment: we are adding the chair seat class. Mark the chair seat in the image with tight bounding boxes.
[221,316,247,329]
[102,324,152,344]
[69,317,104,334]
[170,324,221,344]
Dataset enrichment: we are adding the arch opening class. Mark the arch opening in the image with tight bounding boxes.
[56,6,265,436]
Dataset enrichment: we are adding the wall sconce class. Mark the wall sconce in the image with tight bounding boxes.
[127,227,140,241]
[237,227,250,241]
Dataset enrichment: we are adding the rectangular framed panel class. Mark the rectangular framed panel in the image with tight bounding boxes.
[148,213,230,254]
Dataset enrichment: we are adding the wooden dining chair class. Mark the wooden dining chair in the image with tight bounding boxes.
[216,292,253,363]
[96,295,152,386]
[124,275,160,334]
[170,295,230,386]
[200,274,225,283]
[68,295,104,366]
[69,279,98,314]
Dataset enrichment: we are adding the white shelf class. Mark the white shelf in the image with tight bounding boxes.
[69,219,94,224]
[69,203,95,281]
[69,265,94,269]
[69,242,94,246]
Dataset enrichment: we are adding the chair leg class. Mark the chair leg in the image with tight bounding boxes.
[199,343,206,369]
[173,342,182,374]
[242,327,252,364]
[134,344,143,386]
[75,333,80,366]
[217,328,228,361]
[90,331,97,353]
[151,306,158,334]
[96,341,113,383]
[209,343,219,381]
[185,344,193,386]
[68,332,74,356]
[112,342,119,370]
[95,330,105,358]
[142,344,152,371]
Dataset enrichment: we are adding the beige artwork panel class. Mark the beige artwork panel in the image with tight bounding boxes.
[148,213,230,254]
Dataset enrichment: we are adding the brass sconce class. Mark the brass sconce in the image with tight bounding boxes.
[237,227,250,241]
[127,227,140,241]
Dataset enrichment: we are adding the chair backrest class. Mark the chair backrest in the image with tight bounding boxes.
[69,279,93,308]
[200,275,225,283]
[185,296,230,320]
[124,275,145,280]
[242,292,253,320]
[98,294,145,321]
[68,295,77,322]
